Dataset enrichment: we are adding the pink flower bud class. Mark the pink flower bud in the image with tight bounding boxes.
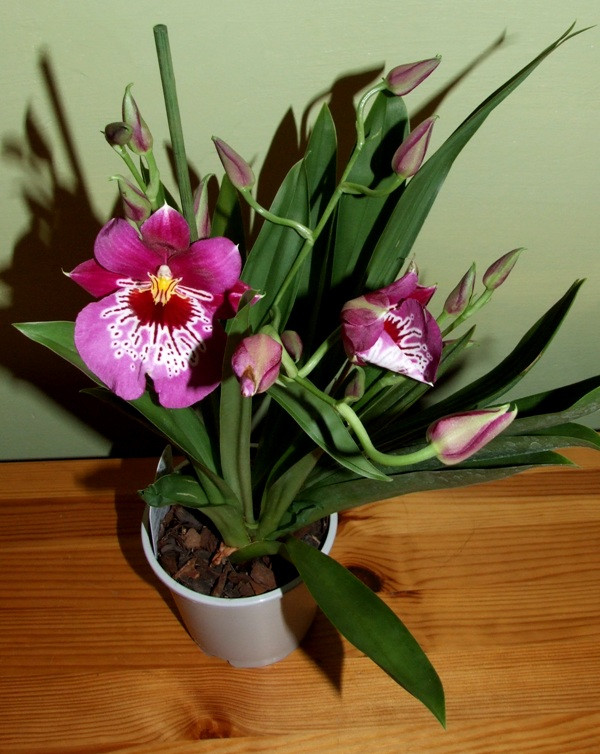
[385,56,441,96]
[427,404,517,465]
[231,334,282,397]
[391,117,437,179]
[193,176,212,239]
[483,248,524,290]
[344,367,365,403]
[444,263,476,316]
[281,330,303,362]
[103,122,132,147]
[122,84,153,154]
[110,175,152,225]
[212,137,255,190]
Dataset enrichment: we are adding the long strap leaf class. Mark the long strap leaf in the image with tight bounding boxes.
[365,24,587,289]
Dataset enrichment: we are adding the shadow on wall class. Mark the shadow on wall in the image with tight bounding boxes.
[0,35,506,459]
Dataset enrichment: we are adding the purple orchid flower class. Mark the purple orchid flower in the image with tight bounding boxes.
[341,269,442,385]
[68,204,243,408]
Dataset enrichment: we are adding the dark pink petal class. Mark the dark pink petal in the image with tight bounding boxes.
[74,296,148,401]
[367,270,419,305]
[171,237,242,294]
[341,296,386,357]
[67,259,122,298]
[140,205,191,255]
[427,405,517,465]
[150,323,227,408]
[357,299,441,384]
[94,218,163,278]
[213,279,252,320]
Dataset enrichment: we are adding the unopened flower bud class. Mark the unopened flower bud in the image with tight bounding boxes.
[104,122,132,147]
[281,330,303,363]
[231,333,282,397]
[444,263,476,316]
[193,176,212,239]
[122,84,153,154]
[110,174,152,225]
[212,136,255,190]
[427,404,517,465]
[385,56,441,96]
[483,248,524,290]
[391,117,437,179]
[344,367,365,403]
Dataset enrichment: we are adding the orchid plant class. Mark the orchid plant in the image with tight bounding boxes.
[15,24,600,726]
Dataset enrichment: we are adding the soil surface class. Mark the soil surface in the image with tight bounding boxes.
[156,506,328,599]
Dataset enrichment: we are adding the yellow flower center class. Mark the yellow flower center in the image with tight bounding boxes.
[149,265,182,305]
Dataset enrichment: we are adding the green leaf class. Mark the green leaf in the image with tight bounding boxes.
[14,321,218,469]
[330,91,409,291]
[269,380,389,481]
[242,161,310,329]
[139,469,250,547]
[283,538,445,726]
[365,24,587,290]
[211,173,245,248]
[511,380,600,430]
[284,452,573,529]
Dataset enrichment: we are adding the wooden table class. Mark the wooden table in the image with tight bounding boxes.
[1,449,599,752]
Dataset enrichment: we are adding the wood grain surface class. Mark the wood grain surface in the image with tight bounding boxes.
[0,449,599,753]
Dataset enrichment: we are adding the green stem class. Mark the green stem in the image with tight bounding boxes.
[442,289,492,336]
[153,24,197,241]
[260,81,384,327]
[241,188,312,239]
[297,326,341,378]
[116,147,146,192]
[337,402,436,467]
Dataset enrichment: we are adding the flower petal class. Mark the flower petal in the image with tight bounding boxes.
[359,299,441,383]
[95,218,163,278]
[140,205,190,254]
[171,237,242,293]
[74,295,148,401]
[150,323,226,408]
[67,259,122,298]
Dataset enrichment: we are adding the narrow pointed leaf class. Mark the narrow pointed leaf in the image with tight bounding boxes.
[284,537,445,726]
[14,321,218,469]
[365,25,586,289]
[268,381,390,481]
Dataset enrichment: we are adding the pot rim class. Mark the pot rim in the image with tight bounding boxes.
[141,508,338,607]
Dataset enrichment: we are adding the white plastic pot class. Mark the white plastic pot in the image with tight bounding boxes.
[141,507,338,667]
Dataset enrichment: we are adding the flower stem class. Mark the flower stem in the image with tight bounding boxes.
[153,24,197,241]
[337,402,436,467]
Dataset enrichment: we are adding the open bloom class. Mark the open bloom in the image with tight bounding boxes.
[427,405,517,465]
[69,205,243,408]
[231,333,282,397]
[341,270,442,384]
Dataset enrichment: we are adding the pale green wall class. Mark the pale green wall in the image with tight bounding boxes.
[1,0,598,459]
